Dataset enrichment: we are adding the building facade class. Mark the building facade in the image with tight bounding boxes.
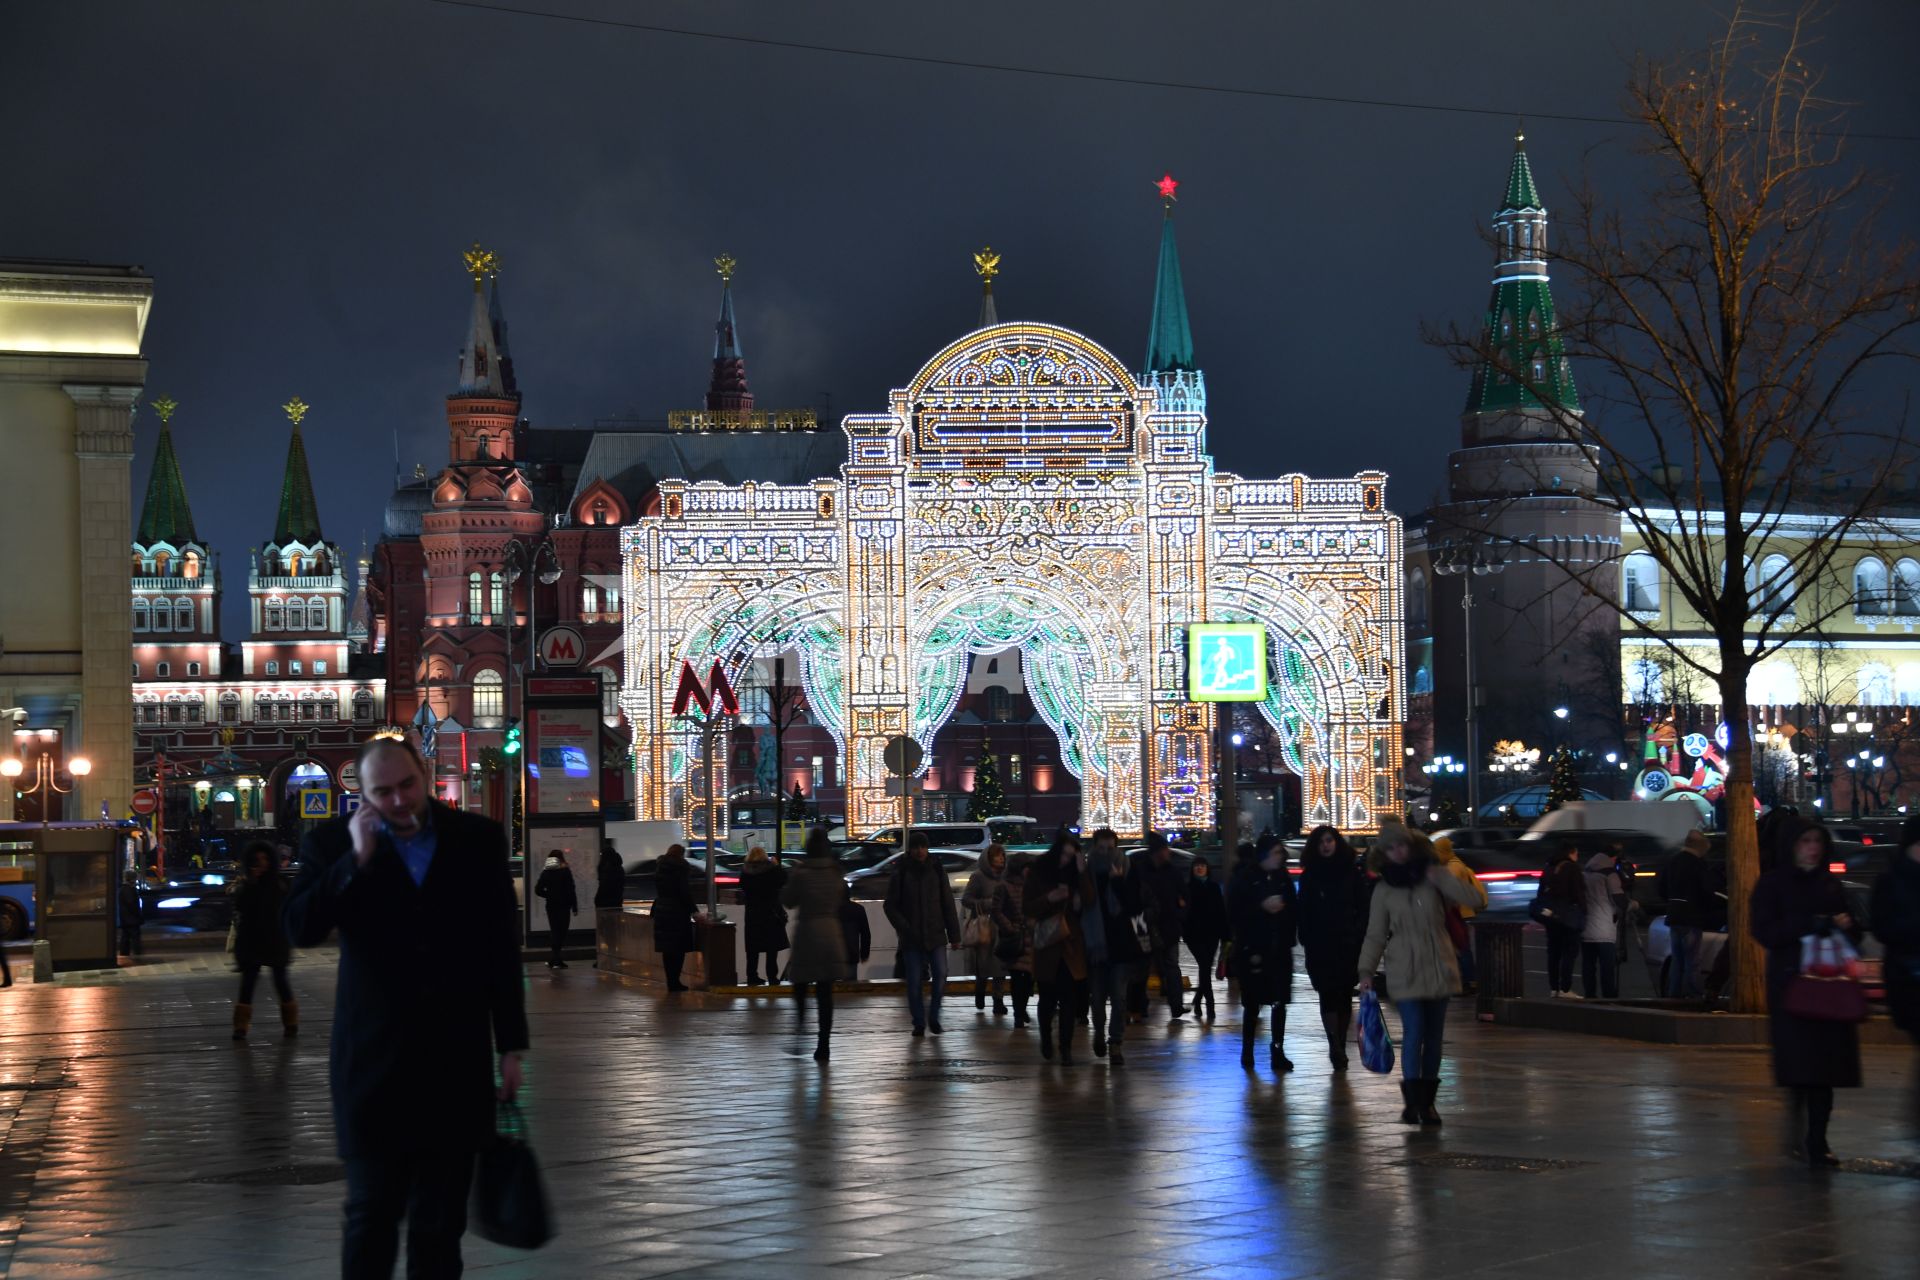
[0,260,150,823]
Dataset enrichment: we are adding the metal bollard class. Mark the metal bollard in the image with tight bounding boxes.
[32,939,52,983]
[1472,920,1525,1018]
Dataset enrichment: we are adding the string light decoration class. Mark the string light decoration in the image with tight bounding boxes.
[623,321,1403,837]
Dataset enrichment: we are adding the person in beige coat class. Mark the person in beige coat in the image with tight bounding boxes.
[1357,822,1483,1126]
[1430,835,1485,991]
[782,829,850,1062]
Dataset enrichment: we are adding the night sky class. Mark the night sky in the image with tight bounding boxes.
[6,1,1918,638]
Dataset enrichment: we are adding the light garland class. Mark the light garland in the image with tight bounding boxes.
[623,322,1403,837]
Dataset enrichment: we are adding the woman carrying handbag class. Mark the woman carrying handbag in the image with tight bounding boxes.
[962,844,1016,1016]
[1750,818,1864,1167]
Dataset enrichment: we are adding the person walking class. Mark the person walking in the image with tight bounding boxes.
[740,846,790,985]
[1752,819,1864,1166]
[839,892,872,979]
[1430,836,1480,993]
[1658,830,1713,998]
[1088,830,1146,1065]
[1181,856,1229,1023]
[592,839,624,968]
[783,829,849,1062]
[1579,845,1630,999]
[1295,824,1371,1071]
[230,840,297,1041]
[1024,832,1092,1063]
[1135,833,1190,1021]
[1532,845,1584,997]
[1002,852,1035,1028]
[534,850,578,969]
[962,843,1017,1016]
[117,872,143,958]
[1228,839,1298,1073]
[651,843,699,992]
[884,831,961,1036]
[284,735,526,1278]
[1872,816,1920,1136]
[1356,821,1480,1125]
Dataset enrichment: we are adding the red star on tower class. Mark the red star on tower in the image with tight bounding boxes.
[1155,173,1179,204]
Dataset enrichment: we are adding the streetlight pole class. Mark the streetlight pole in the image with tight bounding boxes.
[503,534,562,854]
[1,750,93,828]
[1434,545,1506,830]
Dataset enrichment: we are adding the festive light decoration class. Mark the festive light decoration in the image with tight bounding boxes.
[622,322,1403,837]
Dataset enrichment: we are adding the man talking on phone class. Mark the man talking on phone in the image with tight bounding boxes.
[285,735,528,1278]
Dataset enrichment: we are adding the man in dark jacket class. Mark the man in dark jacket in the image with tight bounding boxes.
[1089,830,1146,1064]
[1134,833,1189,1020]
[883,831,960,1035]
[285,737,527,1279]
[839,897,872,975]
[1658,829,1713,998]
[593,840,625,910]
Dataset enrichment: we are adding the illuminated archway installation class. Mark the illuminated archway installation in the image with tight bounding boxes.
[624,322,1403,837]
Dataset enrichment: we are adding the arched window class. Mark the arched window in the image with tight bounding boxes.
[1407,568,1429,627]
[476,431,490,459]
[286,599,306,630]
[318,696,337,721]
[1499,311,1513,338]
[489,572,505,618]
[175,597,192,631]
[266,599,283,631]
[1854,558,1891,615]
[604,582,620,614]
[352,689,374,721]
[468,571,483,620]
[151,600,171,633]
[182,552,200,580]
[219,693,240,724]
[153,550,170,575]
[309,596,327,631]
[1521,223,1533,249]
[1623,551,1661,613]
[1857,663,1895,706]
[472,669,504,726]
[581,581,599,617]
[133,599,149,632]
[1895,560,1920,615]
[598,667,620,724]
[1526,309,1540,337]
[299,694,319,722]
[1757,554,1794,614]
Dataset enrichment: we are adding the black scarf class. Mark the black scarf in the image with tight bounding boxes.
[1377,853,1430,889]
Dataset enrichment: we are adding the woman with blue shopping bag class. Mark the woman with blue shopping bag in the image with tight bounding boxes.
[1355,821,1482,1125]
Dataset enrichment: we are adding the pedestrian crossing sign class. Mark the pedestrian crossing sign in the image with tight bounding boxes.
[299,786,332,818]
[1188,623,1268,702]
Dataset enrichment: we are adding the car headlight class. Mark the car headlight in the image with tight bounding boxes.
[155,897,196,910]
[200,874,224,886]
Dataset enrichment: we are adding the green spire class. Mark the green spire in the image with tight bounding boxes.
[1144,174,1196,374]
[273,397,325,545]
[1501,132,1543,211]
[136,398,198,546]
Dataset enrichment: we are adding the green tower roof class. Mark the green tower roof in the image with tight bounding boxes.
[273,417,325,546]
[1501,136,1543,212]
[1462,276,1581,415]
[136,422,198,547]
[1144,204,1196,374]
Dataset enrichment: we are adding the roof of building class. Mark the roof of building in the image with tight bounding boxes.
[272,422,326,546]
[382,479,433,539]
[1144,204,1195,374]
[569,426,846,510]
[136,422,198,547]
[1502,135,1544,212]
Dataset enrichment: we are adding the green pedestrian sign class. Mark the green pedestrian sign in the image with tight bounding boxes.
[1187,623,1268,702]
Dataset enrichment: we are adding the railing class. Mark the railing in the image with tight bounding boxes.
[1216,473,1387,513]
[675,483,826,517]
[251,576,340,590]
[667,409,819,432]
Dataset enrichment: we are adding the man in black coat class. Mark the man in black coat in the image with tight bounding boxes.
[883,831,961,1035]
[285,737,527,1279]
[1657,830,1713,998]
[1133,833,1190,1020]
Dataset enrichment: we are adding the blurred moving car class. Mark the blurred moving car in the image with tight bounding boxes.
[844,848,979,900]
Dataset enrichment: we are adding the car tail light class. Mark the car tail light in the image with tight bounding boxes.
[1828,862,1846,874]
[715,875,739,885]
[1861,836,1874,845]
[1474,871,1526,881]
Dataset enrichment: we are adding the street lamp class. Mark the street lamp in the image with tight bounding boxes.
[502,536,564,853]
[1432,541,1508,828]
[1,751,91,827]
[1554,705,1570,721]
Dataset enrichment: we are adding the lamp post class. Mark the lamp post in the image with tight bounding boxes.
[502,535,563,853]
[1,750,93,828]
[1432,543,1507,829]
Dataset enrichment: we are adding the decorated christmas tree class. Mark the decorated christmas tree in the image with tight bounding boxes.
[786,782,810,822]
[972,751,1006,819]
[1546,745,1581,811]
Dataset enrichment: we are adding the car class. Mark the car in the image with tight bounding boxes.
[139,869,237,932]
[844,848,980,900]
[836,815,1048,853]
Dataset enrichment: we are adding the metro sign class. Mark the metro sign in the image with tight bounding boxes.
[670,660,740,718]
[538,625,585,667]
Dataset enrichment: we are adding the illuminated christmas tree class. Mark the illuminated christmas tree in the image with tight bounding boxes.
[1546,746,1581,811]
[787,782,810,823]
[972,751,1007,820]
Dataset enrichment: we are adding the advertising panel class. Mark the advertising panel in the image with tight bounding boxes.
[528,707,600,816]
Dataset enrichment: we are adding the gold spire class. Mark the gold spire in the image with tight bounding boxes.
[150,395,179,424]
[282,397,310,428]
[972,246,1001,285]
[714,254,737,283]
[463,241,499,292]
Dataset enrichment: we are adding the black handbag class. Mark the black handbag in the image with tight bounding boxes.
[470,1103,554,1251]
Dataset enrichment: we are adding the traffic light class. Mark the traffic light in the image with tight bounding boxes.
[503,720,522,756]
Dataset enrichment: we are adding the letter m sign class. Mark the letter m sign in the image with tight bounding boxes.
[670,660,740,718]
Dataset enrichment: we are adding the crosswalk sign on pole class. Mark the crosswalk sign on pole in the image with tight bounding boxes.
[299,786,332,818]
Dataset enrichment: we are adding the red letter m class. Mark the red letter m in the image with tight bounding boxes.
[670,660,740,718]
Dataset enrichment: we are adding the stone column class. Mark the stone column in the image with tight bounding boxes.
[65,384,141,821]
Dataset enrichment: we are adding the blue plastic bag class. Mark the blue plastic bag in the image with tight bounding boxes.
[1357,989,1395,1075]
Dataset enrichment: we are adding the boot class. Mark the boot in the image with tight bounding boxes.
[1014,1005,1030,1029]
[1271,1006,1292,1071]
[1240,1009,1259,1069]
[975,985,986,1010]
[814,1006,833,1062]
[1271,1044,1294,1073]
[1398,1080,1419,1124]
[1203,989,1216,1022]
[994,996,1008,1016]
[1093,1021,1108,1058]
[1325,1004,1350,1072]
[280,998,299,1039]
[1059,1013,1076,1066]
[1419,1079,1444,1127]
[232,1003,252,1042]
[1039,1017,1054,1061]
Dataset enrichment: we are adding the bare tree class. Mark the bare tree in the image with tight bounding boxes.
[1438,7,1920,1011]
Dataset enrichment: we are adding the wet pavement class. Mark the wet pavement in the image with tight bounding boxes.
[0,952,1915,1279]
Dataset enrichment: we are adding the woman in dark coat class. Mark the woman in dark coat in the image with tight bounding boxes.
[1024,833,1092,1064]
[783,829,850,1061]
[1002,853,1034,1028]
[1533,845,1584,997]
[1180,859,1228,1023]
[230,839,295,1041]
[593,841,625,911]
[1750,819,1864,1166]
[1295,824,1371,1070]
[1871,817,1920,1137]
[651,844,698,992]
[1228,838,1298,1073]
[739,846,790,985]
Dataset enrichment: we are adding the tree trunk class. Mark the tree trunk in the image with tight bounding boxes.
[1720,698,1766,1015]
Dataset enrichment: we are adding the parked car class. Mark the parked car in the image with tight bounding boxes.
[832,815,1048,853]
[844,848,980,900]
